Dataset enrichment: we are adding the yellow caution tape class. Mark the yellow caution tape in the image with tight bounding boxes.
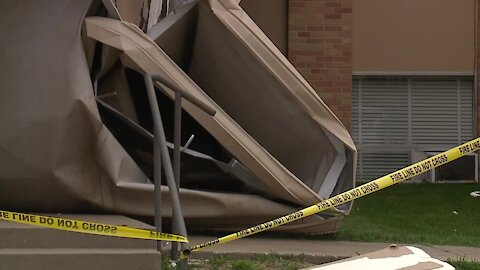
[0,210,188,243]
[188,137,480,253]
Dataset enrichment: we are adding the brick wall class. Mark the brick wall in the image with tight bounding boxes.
[288,0,353,130]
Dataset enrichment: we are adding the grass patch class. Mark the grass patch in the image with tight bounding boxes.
[318,183,480,247]
[163,254,312,269]
[163,255,480,269]
[175,183,480,268]
[448,259,480,270]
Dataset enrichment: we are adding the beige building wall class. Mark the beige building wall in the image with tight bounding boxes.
[353,0,475,73]
[240,0,288,55]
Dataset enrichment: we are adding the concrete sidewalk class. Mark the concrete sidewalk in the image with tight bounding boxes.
[187,236,480,262]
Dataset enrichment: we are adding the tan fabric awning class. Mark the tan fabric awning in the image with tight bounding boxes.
[0,0,356,234]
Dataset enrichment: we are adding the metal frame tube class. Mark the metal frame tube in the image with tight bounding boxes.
[151,75,216,116]
[144,75,189,262]
[171,91,182,259]
[173,91,182,192]
[153,131,162,253]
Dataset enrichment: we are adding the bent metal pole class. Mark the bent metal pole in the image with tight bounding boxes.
[144,75,189,249]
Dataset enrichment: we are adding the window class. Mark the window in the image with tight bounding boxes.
[427,152,478,183]
[352,76,474,182]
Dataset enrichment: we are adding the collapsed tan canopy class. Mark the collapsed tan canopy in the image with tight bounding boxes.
[0,0,356,233]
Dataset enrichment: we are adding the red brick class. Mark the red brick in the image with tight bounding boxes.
[297,31,311,37]
[328,37,343,42]
[325,26,342,31]
[307,26,324,31]
[306,38,324,44]
[325,14,342,20]
[315,81,333,87]
[289,0,353,129]
[305,62,325,68]
[316,56,334,62]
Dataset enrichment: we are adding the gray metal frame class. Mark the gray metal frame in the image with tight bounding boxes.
[144,74,216,268]
[171,91,182,260]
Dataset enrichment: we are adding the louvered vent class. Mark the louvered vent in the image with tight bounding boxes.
[352,76,474,182]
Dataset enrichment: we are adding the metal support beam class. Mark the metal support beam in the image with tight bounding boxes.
[171,91,182,259]
[153,130,162,253]
[151,74,216,116]
[101,0,122,20]
[144,75,189,268]
[173,91,182,196]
